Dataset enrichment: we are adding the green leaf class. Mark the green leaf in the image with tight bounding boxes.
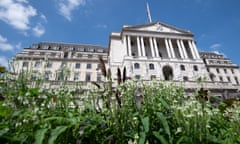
[141,117,149,133]
[159,97,169,109]
[0,127,9,136]
[48,126,68,144]
[139,132,146,144]
[153,131,168,144]
[157,112,171,138]
[34,128,48,144]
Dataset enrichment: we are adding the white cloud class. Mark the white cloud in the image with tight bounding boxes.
[0,0,46,37]
[210,43,222,50]
[40,13,47,23]
[0,56,9,68]
[0,0,37,30]
[58,0,86,21]
[0,35,14,51]
[33,23,45,37]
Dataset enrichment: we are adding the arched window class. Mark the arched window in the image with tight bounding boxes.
[149,63,155,70]
[134,63,140,69]
[162,65,173,81]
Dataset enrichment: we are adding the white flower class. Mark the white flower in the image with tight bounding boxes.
[23,99,29,105]
[17,96,22,100]
[25,92,30,96]
[175,127,182,134]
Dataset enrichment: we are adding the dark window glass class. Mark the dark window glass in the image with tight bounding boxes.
[149,63,155,70]
[75,63,81,69]
[180,65,185,71]
[86,64,92,69]
[134,63,140,69]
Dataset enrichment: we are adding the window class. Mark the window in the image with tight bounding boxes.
[149,63,155,70]
[35,61,40,68]
[45,72,51,80]
[61,63,66,68]
[193,65,198,71]
[64,52,68,58]
[96,64,101,70]
[23,62,28,67]
[224,69,227,74]
[231,69,234,74]
[227,76,231,82]
[74,73,80,81]
[135,75,140,80]
[85,73,91,82]
[216,68,220,73]
[183,76,188,81]
[31,72,37,80]
[46,62,52,68]
[97,73,101,82]
[88,54,93,58]
[75,63,81,69]
[134,63,140,69]
[180,65,185,71]
[86,64,92,69]
[219,76,223,82]
[150,75,156,80]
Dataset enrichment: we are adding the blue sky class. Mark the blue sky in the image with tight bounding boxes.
[0,0,240,68]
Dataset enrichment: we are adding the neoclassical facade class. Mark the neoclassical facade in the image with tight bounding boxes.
[12,22,240,98]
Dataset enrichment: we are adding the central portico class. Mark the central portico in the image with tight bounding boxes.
[109,22,209,82]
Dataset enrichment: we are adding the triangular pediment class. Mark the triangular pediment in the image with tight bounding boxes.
[123,22,192,35]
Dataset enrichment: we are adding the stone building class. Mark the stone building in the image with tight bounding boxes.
[12,22,240,98]
[12,42,108,89]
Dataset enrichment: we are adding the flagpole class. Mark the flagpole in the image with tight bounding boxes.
[146,2,152,23]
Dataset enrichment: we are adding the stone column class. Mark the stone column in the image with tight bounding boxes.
[127,36,132,56]
[168,39,175,58]
[177,39,184,59]
[149,37,155,57]
[180,40,188,59]
[191,41,200,59]
[137,36,141,56]
[123,35,127,56]
[188,40,196,59]
[141,37,146,56]
[164,38,171,58]
[153,37,159,57]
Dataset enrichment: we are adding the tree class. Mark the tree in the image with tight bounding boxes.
[0,66,7,74]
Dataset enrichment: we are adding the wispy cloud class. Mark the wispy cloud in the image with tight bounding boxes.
[32,23,45,37]
[0,0,47,37]
[210,43,222,50]
[0,35,14,51]
[0,56,9,68]
[95,24,108,29]
[58,0,86,21]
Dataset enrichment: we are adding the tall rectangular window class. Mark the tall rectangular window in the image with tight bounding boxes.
[75,63,81,69]
[74,72,80,81]
[35,61,40,68]
[86,64,92,69]
[46,62,52,68]
[85,73,91,82]
[23,62,28,67]
[97,73,101,82]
